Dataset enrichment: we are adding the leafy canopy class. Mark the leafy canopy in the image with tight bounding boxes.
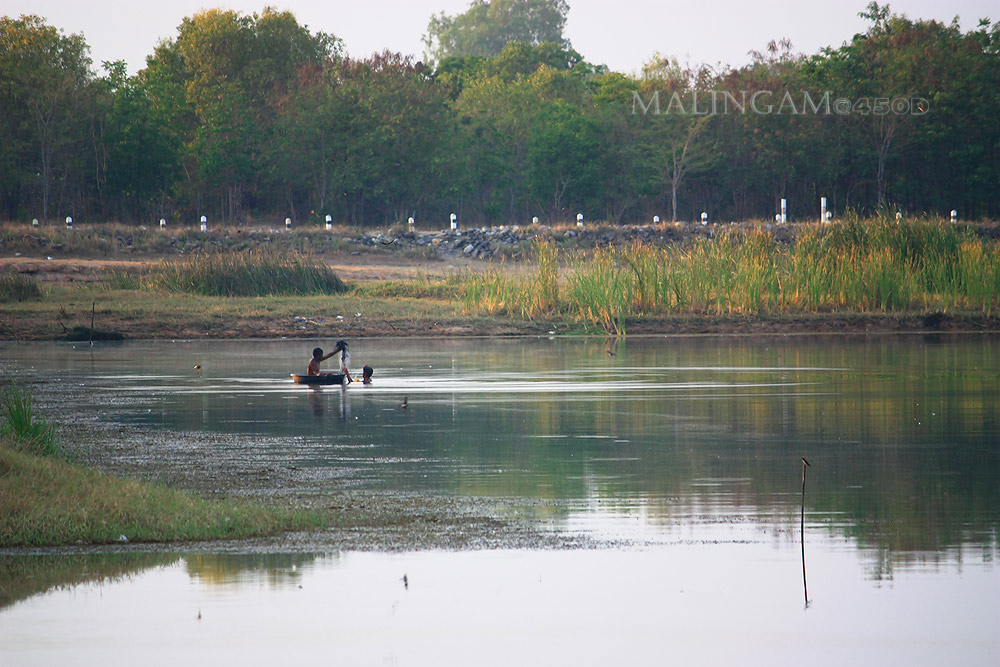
[423,0,570,65]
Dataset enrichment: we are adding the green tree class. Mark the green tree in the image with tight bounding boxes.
[527,100,602,219]
[638,56,718,221]
[806,3,1000,216]
[144,8,337,223]
[454,60,589,222]
[423,0,570,65]
[97,60,184,220]
[0,15,94,221]
[270,53,451,226]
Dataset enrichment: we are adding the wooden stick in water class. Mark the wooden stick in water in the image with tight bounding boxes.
[801,457,811,606]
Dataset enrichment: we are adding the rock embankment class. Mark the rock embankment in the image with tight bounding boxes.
[353,222,807,261]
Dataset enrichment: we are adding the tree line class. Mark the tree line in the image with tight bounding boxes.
[1,2,998,226]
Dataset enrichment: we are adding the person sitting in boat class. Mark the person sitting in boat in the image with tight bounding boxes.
[361,365,373,384]
[308,341,353,382]
[307,347,336,376]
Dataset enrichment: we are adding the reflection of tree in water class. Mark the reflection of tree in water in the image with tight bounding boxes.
[439,335,1000,574]
[0,552,179,609]
[0,552,342,609]
[184,553,338,589]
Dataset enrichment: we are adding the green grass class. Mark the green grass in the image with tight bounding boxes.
[0,382,326,546]
[351,271,467,300]
[0,442,325,546]
[1,383,56,456]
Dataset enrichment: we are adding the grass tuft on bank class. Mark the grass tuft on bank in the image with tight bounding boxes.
[0,275,44,303]
[104,250,347,297]
[1,382,57,457]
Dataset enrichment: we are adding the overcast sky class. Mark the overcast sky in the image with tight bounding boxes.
[3,0,996,75]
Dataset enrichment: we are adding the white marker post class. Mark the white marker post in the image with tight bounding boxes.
[200,215,207,232]
[408,216,414,230]
[325,214,332,230]
[576,213,584,227]
[450,213,457,231]
[532,216,539,224]
[950,209,958,223]
[285,217,292,230]
[780,198,787,223]
[32,218,38,227]
[701,212,708,225]
[820,197,827,224]
[66,216,73,229]
[653,215,660,223]
[159,218,166,228]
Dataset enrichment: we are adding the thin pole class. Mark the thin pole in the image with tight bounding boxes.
[801,457,811,606]
[89,301,95,347]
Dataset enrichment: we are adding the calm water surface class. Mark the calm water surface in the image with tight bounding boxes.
[1,335,998,666]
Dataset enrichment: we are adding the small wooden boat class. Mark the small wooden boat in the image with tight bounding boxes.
[291,373,346,385]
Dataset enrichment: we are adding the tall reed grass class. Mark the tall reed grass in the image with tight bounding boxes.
[0,274,44,303]
[463,239,560,319]
[1,383,57,457]
[104,251,347,297]
[463,216,1000,333]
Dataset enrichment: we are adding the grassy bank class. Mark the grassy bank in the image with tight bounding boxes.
[2,216,999,340]
[0,384,325,547]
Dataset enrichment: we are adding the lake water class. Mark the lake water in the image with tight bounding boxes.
[1,335,998,666]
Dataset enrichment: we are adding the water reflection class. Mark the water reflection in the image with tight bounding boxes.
[2,546,997,666]
[1,335,999,576]
[0,552,178,609]
[184,552,334,590]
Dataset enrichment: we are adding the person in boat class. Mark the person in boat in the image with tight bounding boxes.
[308,341,354,382]
[307,347,337,376]
[361,365,373,384]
